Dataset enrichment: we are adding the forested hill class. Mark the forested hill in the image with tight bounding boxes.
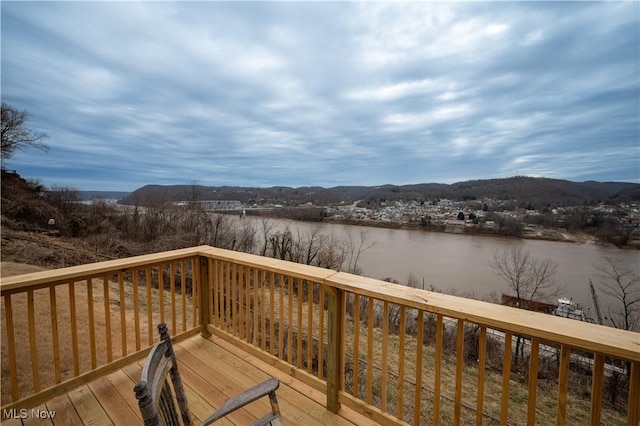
[122,177,640,209]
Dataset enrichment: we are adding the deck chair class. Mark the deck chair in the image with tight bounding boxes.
[134,323,283,426]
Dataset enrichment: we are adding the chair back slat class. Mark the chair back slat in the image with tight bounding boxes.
[150,356,173,406]
[135,324,192,426]
[159,382,181,426]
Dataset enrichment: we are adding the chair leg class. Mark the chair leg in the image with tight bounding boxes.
[268,391,284,426]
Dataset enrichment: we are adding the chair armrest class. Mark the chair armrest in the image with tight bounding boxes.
[200,378,280,425]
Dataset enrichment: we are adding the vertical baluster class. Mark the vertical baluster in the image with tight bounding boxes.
[381,301,389,413]
[366,297,374,403]
[278,273,284,357]
[476,325,487,426]
[326,286,344,414]
[397,306,406,421]
[245,266,251,342]
[556,344,570,426]
[434,314,443,426]
[414,310,424,426]
[49,286,61,383]
[215,260,221,328]
[87,279,96,369]
[236,264,243,339]
[146,267,153,345]
[230,263,237,335]
[501,331,513,426]
[297,279,303,368]
[209,258,215,329]
[454,319,464,426]
[225,262,231,330]
[119,272,127,357]
[307,281,314,374]
[192,258,198,329]
[352,294,360,398]
[340,291,346,392]
[27,289,40,391]
[69,282,80,376]
[103,275,113,363]
[260,269,267,352]
[252,267,259,346]
[240,265,246,340]
[4,294,19,400]
[235,263,242,334]
[590,353,605,425]
[198,256,211,336]
[235,263,241,336]
[133,271,141,351]
[366,297,374,404]
[240,265,246,339]
[287,276,294,362]
[181,260,187,332]
[170,263,177,333]
[159,265,165,324]
[270,272,276,355]
[319,284,325,381]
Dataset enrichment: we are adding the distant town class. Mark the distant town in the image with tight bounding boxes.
[156,196,638,245]
[76,194,638,248]
[72,176,640,247]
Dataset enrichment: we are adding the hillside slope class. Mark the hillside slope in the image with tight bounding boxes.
[122,177,639,208]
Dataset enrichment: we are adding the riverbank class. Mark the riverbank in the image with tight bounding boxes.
[322,217,610,247]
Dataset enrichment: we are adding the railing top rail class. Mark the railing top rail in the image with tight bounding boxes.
[0,245,209,294]
[198,246,338,282]
[328,271,640,362]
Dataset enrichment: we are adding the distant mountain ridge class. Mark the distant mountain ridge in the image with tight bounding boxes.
[122,177,639,209]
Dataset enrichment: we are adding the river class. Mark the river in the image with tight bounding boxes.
[236,216,639,323]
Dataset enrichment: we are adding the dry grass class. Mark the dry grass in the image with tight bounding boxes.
[257,284,627,426]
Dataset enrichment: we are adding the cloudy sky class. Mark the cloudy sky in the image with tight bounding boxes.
[2,1,638,191]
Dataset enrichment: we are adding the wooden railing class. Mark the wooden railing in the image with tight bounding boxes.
[0,247,203,411]
[2,246,639,425]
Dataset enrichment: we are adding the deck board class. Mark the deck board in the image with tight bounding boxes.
[67,386,113,425]
[87,376,139,425]
[10,335,372,425]
[47,394,82,426]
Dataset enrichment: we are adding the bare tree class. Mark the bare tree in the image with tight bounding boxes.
[489,247,561,367]
[594,257,640,332]
[343,230,374,274]
[1,102,48,163]
[183,179,203,205]
[258,218,275,256]
[45,186,80,215]
[489,247,561,306]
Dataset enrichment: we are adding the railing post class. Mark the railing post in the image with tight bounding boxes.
[326,285,344,413]
[199,256,212,338]
[629,361,640,426]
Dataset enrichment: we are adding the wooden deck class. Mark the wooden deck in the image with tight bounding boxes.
[1,334,375,426]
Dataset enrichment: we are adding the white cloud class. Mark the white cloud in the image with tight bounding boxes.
[345,78,451,102]
[485,23,509,35]
[2,1,638,189]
